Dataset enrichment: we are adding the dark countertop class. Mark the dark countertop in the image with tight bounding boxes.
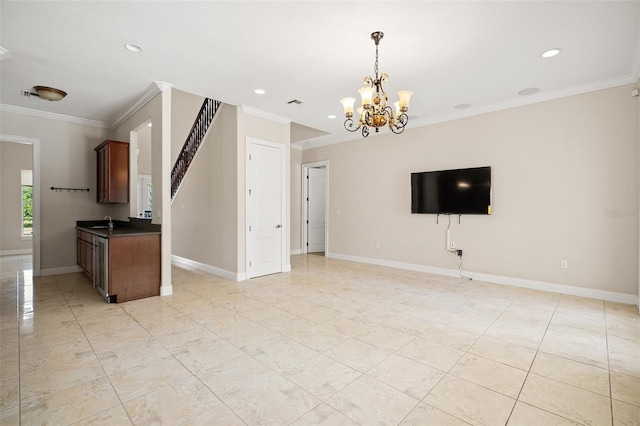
[77,218,161,238]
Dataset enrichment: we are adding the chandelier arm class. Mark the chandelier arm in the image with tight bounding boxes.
[390,113,409,134]
[343,117,361,132]
[390,123,406,134]
[362,125,370,138]
[396,113,408,127]
[363,110,373,127]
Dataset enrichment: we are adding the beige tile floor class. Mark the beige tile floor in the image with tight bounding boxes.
[1,253,639,425]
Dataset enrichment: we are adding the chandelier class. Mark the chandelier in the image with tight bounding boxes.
[340,32,413,137]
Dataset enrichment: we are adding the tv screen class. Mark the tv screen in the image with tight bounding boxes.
[411,166,492,215]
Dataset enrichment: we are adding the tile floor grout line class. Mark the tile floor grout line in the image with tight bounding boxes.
[15,264,22,426]
[603,299,615,426]
[502,293,598,426]
[57,274,136,425]
[501,292,558,425]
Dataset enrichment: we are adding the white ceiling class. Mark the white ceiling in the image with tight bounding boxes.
[1,1,639,148]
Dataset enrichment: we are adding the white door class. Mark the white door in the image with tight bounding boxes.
[307,167,326,253]
[248,141,283,278]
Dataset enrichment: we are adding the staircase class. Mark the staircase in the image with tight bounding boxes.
[171,98,221,200]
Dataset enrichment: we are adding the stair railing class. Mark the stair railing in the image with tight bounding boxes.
[171,98,221,199]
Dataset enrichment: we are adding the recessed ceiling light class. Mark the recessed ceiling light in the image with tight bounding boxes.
[454,103,471,109]
[254,89,266,95]
[147,122,152,127]
[541,48,561,58]
[518,87,540,96]
[328,114,336,119]
[125,44,143,53]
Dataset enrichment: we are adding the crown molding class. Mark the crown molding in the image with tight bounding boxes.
[241,105,291,124]
[0,104,110,128]
[110,81,173,129]
[412,74,639,130]
[295,75,640,150]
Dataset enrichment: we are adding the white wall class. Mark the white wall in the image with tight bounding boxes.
[137,124,152,176]
[113,93,164,224]
[0,142,32,253]
[0,111,113,272]
[290,147,302,253]
[236,109,291,274]
[172,92,239,274]
[172,101,292,277]
[113,88,172,296]
[302,83,639,300]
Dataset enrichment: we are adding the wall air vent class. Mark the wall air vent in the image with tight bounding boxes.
[287,99,303,105]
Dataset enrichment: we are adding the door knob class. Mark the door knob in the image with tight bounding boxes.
[275,224,282,229]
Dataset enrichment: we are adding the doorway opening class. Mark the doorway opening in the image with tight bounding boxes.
[1,135,40,276]
[130,120,153,219]
[302,161,328,256]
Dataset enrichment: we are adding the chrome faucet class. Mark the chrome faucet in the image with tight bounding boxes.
[104,216,113,230]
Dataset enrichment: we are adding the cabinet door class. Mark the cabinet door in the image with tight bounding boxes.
[97,147,108,203]
[77,238,84,269]
[85,239,94,279]
[106,143,129,203]
[95,140,129,203]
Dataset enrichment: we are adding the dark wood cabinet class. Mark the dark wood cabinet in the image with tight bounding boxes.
[109,235,161,302]
[76,230,94,279]
[95,140,129,203]
[76,228,160,303]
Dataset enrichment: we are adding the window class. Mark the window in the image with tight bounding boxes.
[21,170,32,236]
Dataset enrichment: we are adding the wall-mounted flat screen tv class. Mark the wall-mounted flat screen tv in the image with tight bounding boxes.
[411,166,492,215]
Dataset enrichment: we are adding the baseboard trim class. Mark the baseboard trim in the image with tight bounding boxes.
[326,252,638,306]
[40,265,82,276]
[290,249,302,255]
[171,255,244,282]
[0,249,33,256]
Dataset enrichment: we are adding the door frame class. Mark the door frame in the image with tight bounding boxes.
[1,134,41,276]
[301,160,329,255]
[245,137,287,279]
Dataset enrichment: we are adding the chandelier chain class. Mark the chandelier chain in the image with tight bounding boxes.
[374,44,379,80]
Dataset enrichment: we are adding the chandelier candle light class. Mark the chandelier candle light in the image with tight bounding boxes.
[340,32,413,137]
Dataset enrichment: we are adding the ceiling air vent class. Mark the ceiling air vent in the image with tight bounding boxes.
[21,89,46,100]
[287,99,303,105]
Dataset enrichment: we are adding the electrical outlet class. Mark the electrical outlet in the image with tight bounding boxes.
[449,242,455,250]
[561,260,568,269]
